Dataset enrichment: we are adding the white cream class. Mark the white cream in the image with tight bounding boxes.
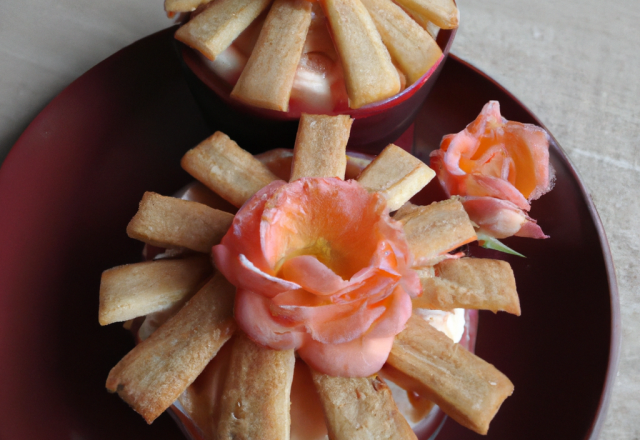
[415,307,466,343]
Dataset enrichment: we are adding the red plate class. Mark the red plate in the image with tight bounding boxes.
[0,28,619,440]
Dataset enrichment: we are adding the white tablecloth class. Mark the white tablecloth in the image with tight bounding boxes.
[1,0,637,438]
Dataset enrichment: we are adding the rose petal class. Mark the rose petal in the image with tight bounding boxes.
[461,196,548,239]
[271,289,390,344]
[465,174,531,210]
[235,288,305,350]
[280,255,350,295]
[297,334,395,377]
[366,285,413,339]
[213,180,285,278]
[503,121,554,201]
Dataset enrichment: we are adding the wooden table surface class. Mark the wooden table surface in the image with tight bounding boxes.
[0,0,637,438]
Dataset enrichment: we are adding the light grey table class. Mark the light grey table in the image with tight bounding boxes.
[0,0,637,438]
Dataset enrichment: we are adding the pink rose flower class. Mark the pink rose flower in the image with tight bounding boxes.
[430,101,554,239]
[212,177,420,377]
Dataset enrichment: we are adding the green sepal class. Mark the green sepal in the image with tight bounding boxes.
[476,232,526,258]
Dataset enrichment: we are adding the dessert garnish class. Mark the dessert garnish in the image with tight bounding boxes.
[430,101,554,255]
[212,177,420,377]
[170,0,456,111]
[99,110,539,438]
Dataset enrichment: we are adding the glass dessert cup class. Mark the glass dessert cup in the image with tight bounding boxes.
[176,27,456,156]
[160,309,478,440]
[128,158,479,440]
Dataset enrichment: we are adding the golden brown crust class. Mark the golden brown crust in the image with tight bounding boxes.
[98,255,212,326]
[388,314,514,434]
[312,371,417,440]
[231,0,313,111]
[256,148,372,182]
[414,258,521,315]
[174,0,274,60]
[357,144,435,211]
[394,199,477,263]
[321,0,400,108]
[126,192,234,253]
[360,0,442,83]
[105,272,236,423]
[181,131,279,208]
[217,333,295,440]
[392,0,459,30]
[165,0,210,13]
[290,114,353,181]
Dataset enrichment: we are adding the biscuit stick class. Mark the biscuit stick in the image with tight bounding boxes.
[217,333,295,440]
[357,144,435,211]
[257,149,371,181]
[408,12,440,39]
[99,256,212,326]
[106,273,236,423]
[231,0,313,111]
[127,192,234,253]
[393,0,459,30]
[396,4,437,36]
[175,0,273,60]
[181,131,279,208]
[165,0,210,13]
[415,258,521,315]
[394,199,477,265]
[360,0,442,84]
[290,114,353,181]
[321,0,400,108]
[388,314,514,435]
[311,372,417,440]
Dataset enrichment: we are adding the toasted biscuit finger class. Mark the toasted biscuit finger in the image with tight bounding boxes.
[360,0,442,84]
[231,0,313,111]
[388,314,514,435]
[312,371,417,440]
[425,21,440,38]
[106,272,236,423]
[175,0,273,60]
[378,364,436,422]
[357,144,434,211]
[394,199,477,265]
[415,258,521,314]
[393,0,458,30]
[396,4,438,38]
[321,0,400,108]
[395,5,441,39]
[256,149,371,181]
[165,0,210,13]
[181,131,279,208]
[290,114,353,181]
[217,333,295,440]
[126,192,234,253]
[98,256,212,326]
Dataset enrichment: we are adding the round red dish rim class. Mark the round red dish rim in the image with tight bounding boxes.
[0,27,619,440]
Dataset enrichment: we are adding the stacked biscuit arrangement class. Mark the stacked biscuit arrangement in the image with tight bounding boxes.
[100,114,521,439]
[170,0,458,111]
